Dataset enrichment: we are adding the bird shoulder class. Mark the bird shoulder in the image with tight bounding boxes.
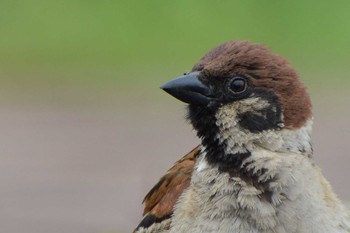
[134,146,200,232]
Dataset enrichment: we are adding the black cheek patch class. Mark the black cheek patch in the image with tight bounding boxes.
[238,110,281,133]
[238,92,283,133]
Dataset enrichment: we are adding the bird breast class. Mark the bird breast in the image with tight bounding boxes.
[169,148,350,233]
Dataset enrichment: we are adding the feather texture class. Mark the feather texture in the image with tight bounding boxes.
[134,146,200,232]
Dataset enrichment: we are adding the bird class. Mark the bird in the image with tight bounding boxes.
[133,41,350,233]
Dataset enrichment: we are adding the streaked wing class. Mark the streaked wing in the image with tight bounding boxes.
[134,146,200,233]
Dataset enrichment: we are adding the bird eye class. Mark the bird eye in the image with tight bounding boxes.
[229,78,247,94]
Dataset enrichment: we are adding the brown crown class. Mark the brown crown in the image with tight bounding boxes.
[191,40,312,129]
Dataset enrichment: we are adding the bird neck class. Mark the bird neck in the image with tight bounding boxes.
[199,119,313,172]
[192,119,314,210]
[188,103,313,170]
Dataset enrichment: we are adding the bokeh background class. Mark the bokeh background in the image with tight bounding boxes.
[1,1,350,233]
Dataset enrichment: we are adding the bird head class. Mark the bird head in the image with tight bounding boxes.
[161,41,312,156]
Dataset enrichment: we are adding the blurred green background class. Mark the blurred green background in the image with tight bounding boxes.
[1,1,350,92]
[1,1,350,233]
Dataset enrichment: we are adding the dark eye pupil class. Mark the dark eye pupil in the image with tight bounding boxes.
[230,78,246,93]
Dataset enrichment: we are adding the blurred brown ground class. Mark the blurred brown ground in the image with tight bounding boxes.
[0,91,349,233]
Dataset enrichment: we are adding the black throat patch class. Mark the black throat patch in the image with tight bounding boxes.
[188,90,282,203]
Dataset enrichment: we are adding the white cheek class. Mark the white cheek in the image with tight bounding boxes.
[214,98,273,153]
[213,97,313,154]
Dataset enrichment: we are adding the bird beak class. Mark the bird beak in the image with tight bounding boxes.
[160,72,214,105]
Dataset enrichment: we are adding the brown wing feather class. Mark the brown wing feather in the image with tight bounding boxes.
[134,146,200,232]
[143,145,200,216]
